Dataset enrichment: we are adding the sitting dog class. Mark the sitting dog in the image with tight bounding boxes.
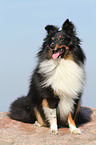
[9,19,86,135]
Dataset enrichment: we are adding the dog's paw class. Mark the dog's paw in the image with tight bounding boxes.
[50,123,58,135]
[69,125,81,135]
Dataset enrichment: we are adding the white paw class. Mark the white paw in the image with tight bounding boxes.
[69,125,81,135]
[50,123,58,135]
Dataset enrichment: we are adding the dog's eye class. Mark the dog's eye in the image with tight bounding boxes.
[50,43,55,48]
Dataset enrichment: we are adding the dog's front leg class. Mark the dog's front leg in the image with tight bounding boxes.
[68,100,81,134]
[44,107,58,134]
[42,99,58,135]
[68,113,81,134]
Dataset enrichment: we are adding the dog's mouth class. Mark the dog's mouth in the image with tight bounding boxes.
[52,45,69,60]
[52,48,64,59]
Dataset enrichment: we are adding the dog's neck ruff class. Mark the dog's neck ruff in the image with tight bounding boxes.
[39,59,85,96]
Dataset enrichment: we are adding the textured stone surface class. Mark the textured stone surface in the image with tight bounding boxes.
[0,107,96,145]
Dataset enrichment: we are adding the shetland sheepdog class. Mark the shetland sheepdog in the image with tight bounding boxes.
[9,19,86,134]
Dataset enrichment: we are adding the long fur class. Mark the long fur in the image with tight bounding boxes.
[8,19,86,134]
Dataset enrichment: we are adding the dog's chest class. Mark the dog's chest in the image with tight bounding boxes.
[39,59,85,120]
[39,59,85,96]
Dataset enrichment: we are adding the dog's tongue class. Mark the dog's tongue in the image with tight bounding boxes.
[52,52,60,60]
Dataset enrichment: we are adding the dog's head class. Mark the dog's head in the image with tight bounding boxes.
[38,19,85,64]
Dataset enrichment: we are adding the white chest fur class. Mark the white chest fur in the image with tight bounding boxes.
[39,59,85,121]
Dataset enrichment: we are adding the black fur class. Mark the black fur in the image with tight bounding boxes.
[8,19,86,128]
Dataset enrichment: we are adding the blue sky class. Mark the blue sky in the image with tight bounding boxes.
[0,0,96,111]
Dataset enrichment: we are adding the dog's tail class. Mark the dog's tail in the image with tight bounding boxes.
[8,96,36,123]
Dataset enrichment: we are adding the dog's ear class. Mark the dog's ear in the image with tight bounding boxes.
[45,25,58,34]
[62,19,75,35]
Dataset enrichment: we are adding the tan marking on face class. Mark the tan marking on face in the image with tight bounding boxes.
[59,36,62,40]
[54,44,59,50]
[68,113,76,127]
[59,45,69,50]
[34,107,46,126]
[42,99,49,108]
[54,44,69,51]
